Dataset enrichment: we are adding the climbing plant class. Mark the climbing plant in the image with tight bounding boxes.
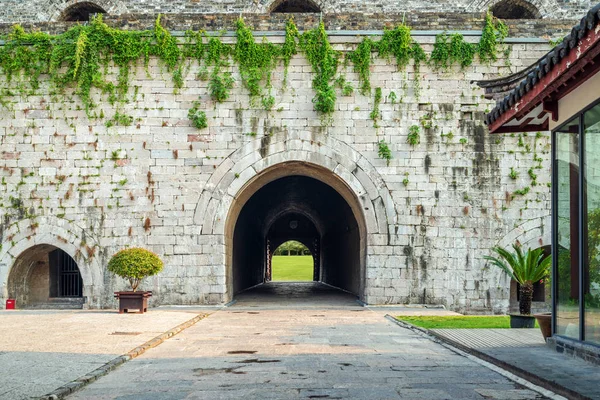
[234,18,280,99]
[0,13,512,122]
[429,32,476,70]
[378,140,392,165]
[370,87,382,128]
[478,11,508,63]
[298,22,339,114]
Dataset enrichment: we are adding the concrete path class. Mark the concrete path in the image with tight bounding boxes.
[0,308,208,399]
[431,328,600,400]
[69,283,551,399]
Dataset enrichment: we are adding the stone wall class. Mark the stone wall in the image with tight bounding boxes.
[0,0,594,23]
[0,19,557,312]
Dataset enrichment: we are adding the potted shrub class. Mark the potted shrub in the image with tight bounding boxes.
[108,247,163,314]
[484,243,551,329]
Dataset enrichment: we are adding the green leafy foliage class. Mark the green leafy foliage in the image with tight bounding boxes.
[407,125,420,146]
[403,172,409,186]
[528,168,538,186]
[484,243,550,315]
[234,18,280,98]
[512,187,530,198]
[348,25,426,99]
[105,112,133,128]
[509,167,519,180]
[348,37,376,95]
[273,240,310,255]
[282,18,299,83]
[188,102,208,129]
[429,32,476,70]
[299,22,339,114]
[209,69,235,103]
[478,11,508,63]
[107,247,164,291]
[335,75,354,96]
[369,87,382,127]
[377,139,392,165]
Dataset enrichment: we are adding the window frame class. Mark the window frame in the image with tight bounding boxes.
[552,96,600,346]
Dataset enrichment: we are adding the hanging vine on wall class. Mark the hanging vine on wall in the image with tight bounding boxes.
[298,22,340,115]
[0,13,511,123]
[478,11,508,63]
[234,18,280,100]
[429,32,476,70]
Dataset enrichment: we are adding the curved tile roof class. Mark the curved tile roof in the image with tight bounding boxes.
[485,3,600,127]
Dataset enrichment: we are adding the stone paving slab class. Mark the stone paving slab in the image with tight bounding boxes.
[0,309,208,400]
[429,328,600,400]
[68,285,552,400]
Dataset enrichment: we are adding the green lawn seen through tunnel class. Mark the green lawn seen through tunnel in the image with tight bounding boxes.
[271,255,313,281]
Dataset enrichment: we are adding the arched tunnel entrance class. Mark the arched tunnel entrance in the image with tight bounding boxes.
[230,164,366,300]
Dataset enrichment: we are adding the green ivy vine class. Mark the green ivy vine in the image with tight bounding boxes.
[429,32,476,70]
[0,13,511,126]
[298,22,339,114]
[478,11,508,63]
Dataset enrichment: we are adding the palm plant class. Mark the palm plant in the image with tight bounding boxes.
[484,244,551,315]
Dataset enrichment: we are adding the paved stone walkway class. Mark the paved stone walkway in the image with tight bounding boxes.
[431,328,600,399]
[70,283,550,399]
[0,309,206,399]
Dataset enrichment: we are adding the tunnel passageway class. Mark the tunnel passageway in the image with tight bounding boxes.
[232,173,363,298]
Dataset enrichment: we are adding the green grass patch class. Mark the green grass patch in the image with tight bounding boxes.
[272,255,313,281]
[396,315,538,329]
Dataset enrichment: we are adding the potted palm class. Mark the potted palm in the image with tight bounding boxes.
[484,243,551,328]
[108,247,163,314]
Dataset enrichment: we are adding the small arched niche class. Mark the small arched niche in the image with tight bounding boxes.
[60,2,107,22]
[271,0,321,13]
[491,0,541,19]
[7,244,84,308]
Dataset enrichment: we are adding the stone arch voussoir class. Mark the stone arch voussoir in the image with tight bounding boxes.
[494,214,551,251]
[193,131,395,240]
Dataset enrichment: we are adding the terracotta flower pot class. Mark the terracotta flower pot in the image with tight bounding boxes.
[534,312,552,341]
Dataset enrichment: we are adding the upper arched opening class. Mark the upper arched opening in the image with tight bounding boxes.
[271,0,321,13]
[60,2,107,22]
[491,0,541,19]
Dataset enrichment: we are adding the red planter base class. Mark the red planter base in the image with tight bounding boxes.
[114,291,152,314]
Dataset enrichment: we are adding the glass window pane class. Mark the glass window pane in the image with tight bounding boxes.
[584,103,600,345]
[555,116,580,339]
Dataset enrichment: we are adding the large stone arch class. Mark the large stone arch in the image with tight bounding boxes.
[47,0,128,22]
[0,216,103,308]
[194,129,395,237]
[470,0,557,18]
[193,129,395,302]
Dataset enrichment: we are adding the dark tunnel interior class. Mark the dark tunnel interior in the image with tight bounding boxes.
[232,175,361,296]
